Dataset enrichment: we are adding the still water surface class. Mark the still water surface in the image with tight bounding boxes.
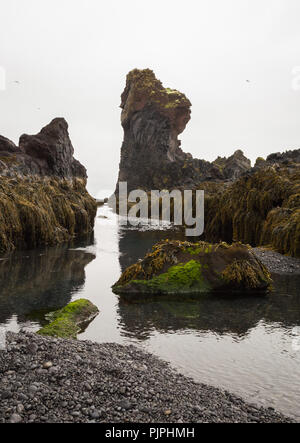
[0,205,300,419]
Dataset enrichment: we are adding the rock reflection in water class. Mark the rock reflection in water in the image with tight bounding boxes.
[117,274,300,340]
[116,226,300,341]
[118,225,186,271]
[0,234,95,326]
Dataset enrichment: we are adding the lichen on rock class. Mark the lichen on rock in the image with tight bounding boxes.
[37,299,99,339]
[120,68,191,131]
[112,240,272,296]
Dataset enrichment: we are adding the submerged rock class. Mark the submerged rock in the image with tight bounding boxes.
[37,299,99,339]
[112,240,272,296]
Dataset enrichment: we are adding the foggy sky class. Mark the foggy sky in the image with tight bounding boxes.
[1,0,300,197]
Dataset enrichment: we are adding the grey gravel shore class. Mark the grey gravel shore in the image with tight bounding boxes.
[0,332,293,423]
[253,247,300,274]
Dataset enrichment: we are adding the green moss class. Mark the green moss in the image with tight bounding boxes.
[121,69,191,123]
[37,299,99,339]
[113,239,272,296]
[186,247,203,255]
[115,260,212,295]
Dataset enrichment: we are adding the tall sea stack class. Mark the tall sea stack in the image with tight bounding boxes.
[115,69,251,193]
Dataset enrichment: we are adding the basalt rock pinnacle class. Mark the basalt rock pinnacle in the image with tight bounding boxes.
[116,69,251,192]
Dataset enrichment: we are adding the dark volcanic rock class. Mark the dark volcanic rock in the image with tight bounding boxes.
[0,136,19,154]
[0,118,86,179]
[266,149,300,165]
[255,149,300,169]
[213,149,251,180]
[0,119,96,252]
[19,118,87,179]
[115,69,252,193]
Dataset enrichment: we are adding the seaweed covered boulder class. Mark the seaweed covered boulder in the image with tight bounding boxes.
[112,240,272,296]
[37,299,99,339]
[204,163,300,257]
[0,118,97,252]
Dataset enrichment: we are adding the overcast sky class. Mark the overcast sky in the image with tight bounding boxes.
[1,0,300,197]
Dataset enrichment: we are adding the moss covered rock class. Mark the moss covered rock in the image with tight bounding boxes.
[112,240,272,296]
[37,299,99,339]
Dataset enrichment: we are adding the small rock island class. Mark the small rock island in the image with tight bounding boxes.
[113,240,272,296]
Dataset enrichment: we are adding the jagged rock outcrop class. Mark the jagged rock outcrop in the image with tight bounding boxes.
[213,150,251,180]
[0,119,97,252]
[115,69,251,193]
[0,118,87,179]
[254,149,300,169]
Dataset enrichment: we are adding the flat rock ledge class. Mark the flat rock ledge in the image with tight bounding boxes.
[0,332,293,423]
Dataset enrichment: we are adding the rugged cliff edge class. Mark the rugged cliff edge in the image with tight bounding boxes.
[0,118,97,252]
[115,69,300,257]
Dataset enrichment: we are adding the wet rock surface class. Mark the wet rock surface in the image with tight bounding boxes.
[0,332,293,423]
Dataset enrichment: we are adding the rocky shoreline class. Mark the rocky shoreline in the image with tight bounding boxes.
[253,247,300,274]
[0,332,293,423]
